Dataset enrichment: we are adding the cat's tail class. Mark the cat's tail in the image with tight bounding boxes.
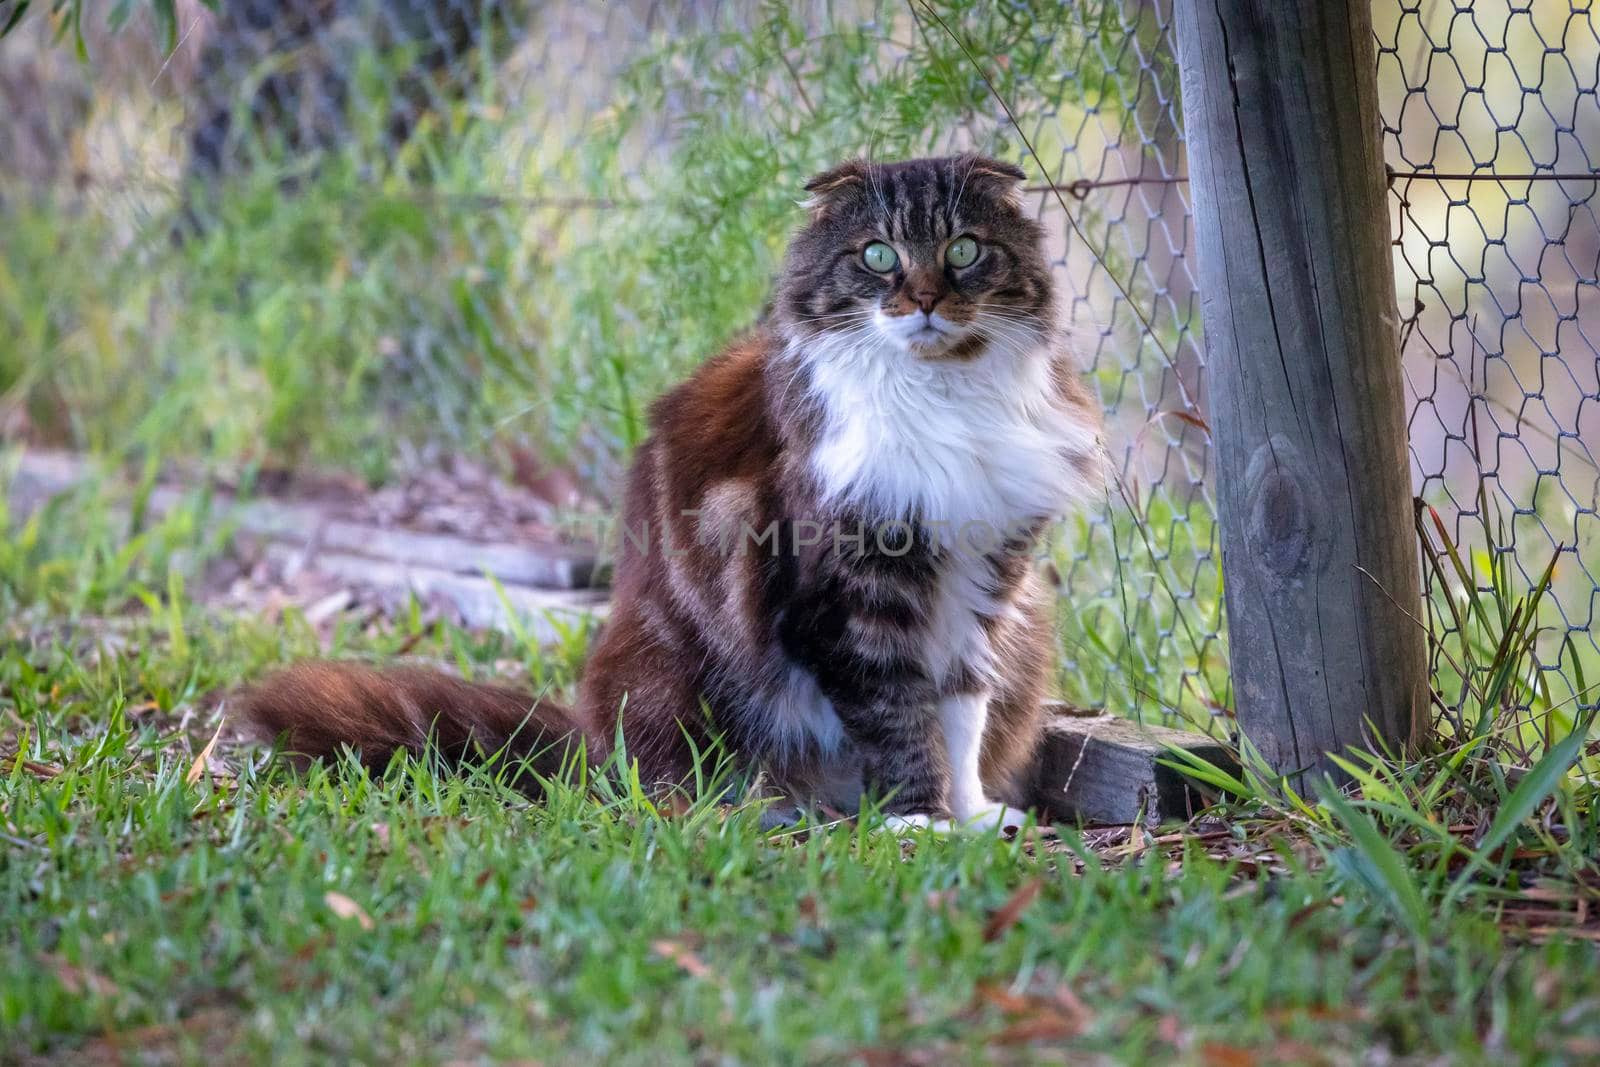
[237,662,586,778]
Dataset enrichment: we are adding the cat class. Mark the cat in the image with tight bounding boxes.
[241,154,1105,830]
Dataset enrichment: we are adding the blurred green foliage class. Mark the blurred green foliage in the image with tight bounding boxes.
[0,2,1133,476]
[0,0,217,57]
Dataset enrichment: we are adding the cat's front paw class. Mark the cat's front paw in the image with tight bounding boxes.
[880,805,1027,835]
[881,812,957,835]
[958,802,1030,832]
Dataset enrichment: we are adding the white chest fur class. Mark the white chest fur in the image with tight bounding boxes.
[801,332,1099,539]
[799,332,1100,688]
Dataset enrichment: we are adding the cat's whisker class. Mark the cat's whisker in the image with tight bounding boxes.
[971,312,1047,338]
[963,301,1048,316]
[966,323,1043,361]
[860,153,891,222]
[974,312,1040,335]
[793,308,877,323]
[812,322,878,336]
[793,316,879,335]
[966,318,1048,341]
[950,154,977,220]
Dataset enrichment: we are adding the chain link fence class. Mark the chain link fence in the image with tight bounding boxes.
[2,1,1594,732]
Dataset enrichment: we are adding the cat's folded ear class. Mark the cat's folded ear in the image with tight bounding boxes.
[801,159,868,218]
[955,154,1028,196]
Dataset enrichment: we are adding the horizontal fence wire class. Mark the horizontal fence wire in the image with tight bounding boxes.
[1,0,1593,740]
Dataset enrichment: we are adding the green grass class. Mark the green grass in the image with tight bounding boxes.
[4,477,1600,1065]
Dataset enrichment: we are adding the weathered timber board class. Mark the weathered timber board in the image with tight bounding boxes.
[260,543,607,642]
[8,449,605,637]
[1027,707,1238,826]
[9,450,597,587]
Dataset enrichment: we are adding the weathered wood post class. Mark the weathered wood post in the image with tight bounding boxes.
[1171,0,1427,781]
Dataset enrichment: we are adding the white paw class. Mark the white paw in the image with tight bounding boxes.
[957,802,1030,832]
[882,813,957,835]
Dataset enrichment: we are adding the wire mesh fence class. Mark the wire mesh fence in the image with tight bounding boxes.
[1379,0,1600,742]
[1,1,1595,736]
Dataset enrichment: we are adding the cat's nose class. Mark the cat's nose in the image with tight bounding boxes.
[903,270,947,315]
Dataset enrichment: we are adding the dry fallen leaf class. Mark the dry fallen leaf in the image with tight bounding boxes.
[1522,925,1600,942]
[43,954,120,997]
[186,718,226,786]
[303,589,353,627]
[852,1046,941,1067]
[993,1013,1081,1045]
[10,757,62,780]
[1265,1004,1361,1026]
[657,792,694,819]
[82,1006,240,1063]
[294,933,334,961]
[1566,1037,1600,1057]
[324,891,375,930]
[1105,824,1150,858]
[1201,1042,1259,1067]
[973,980,1035,1015]
[652,938,712,979]
[973,979,1093,1046]
[984,877,1044,942]
[1286,899,1333,931]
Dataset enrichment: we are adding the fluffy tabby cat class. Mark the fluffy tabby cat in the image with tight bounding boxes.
[242,154,1105,830]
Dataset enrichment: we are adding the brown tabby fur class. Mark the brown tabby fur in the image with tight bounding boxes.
[241,154,1104,823]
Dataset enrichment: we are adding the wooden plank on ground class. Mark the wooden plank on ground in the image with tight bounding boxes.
[7,449,601,591]
[260,544,607,642]
[1027,706,1238,826]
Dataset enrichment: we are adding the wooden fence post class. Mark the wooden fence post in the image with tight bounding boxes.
[1171,0,1427,781]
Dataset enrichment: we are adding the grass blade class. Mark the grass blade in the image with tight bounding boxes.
[1320,786,1431,938]
[1442,718,1591,910]
[1156,743,1253,801]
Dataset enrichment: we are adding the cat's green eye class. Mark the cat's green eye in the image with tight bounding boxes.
[946,236,979,269]
[862,242,898,273]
